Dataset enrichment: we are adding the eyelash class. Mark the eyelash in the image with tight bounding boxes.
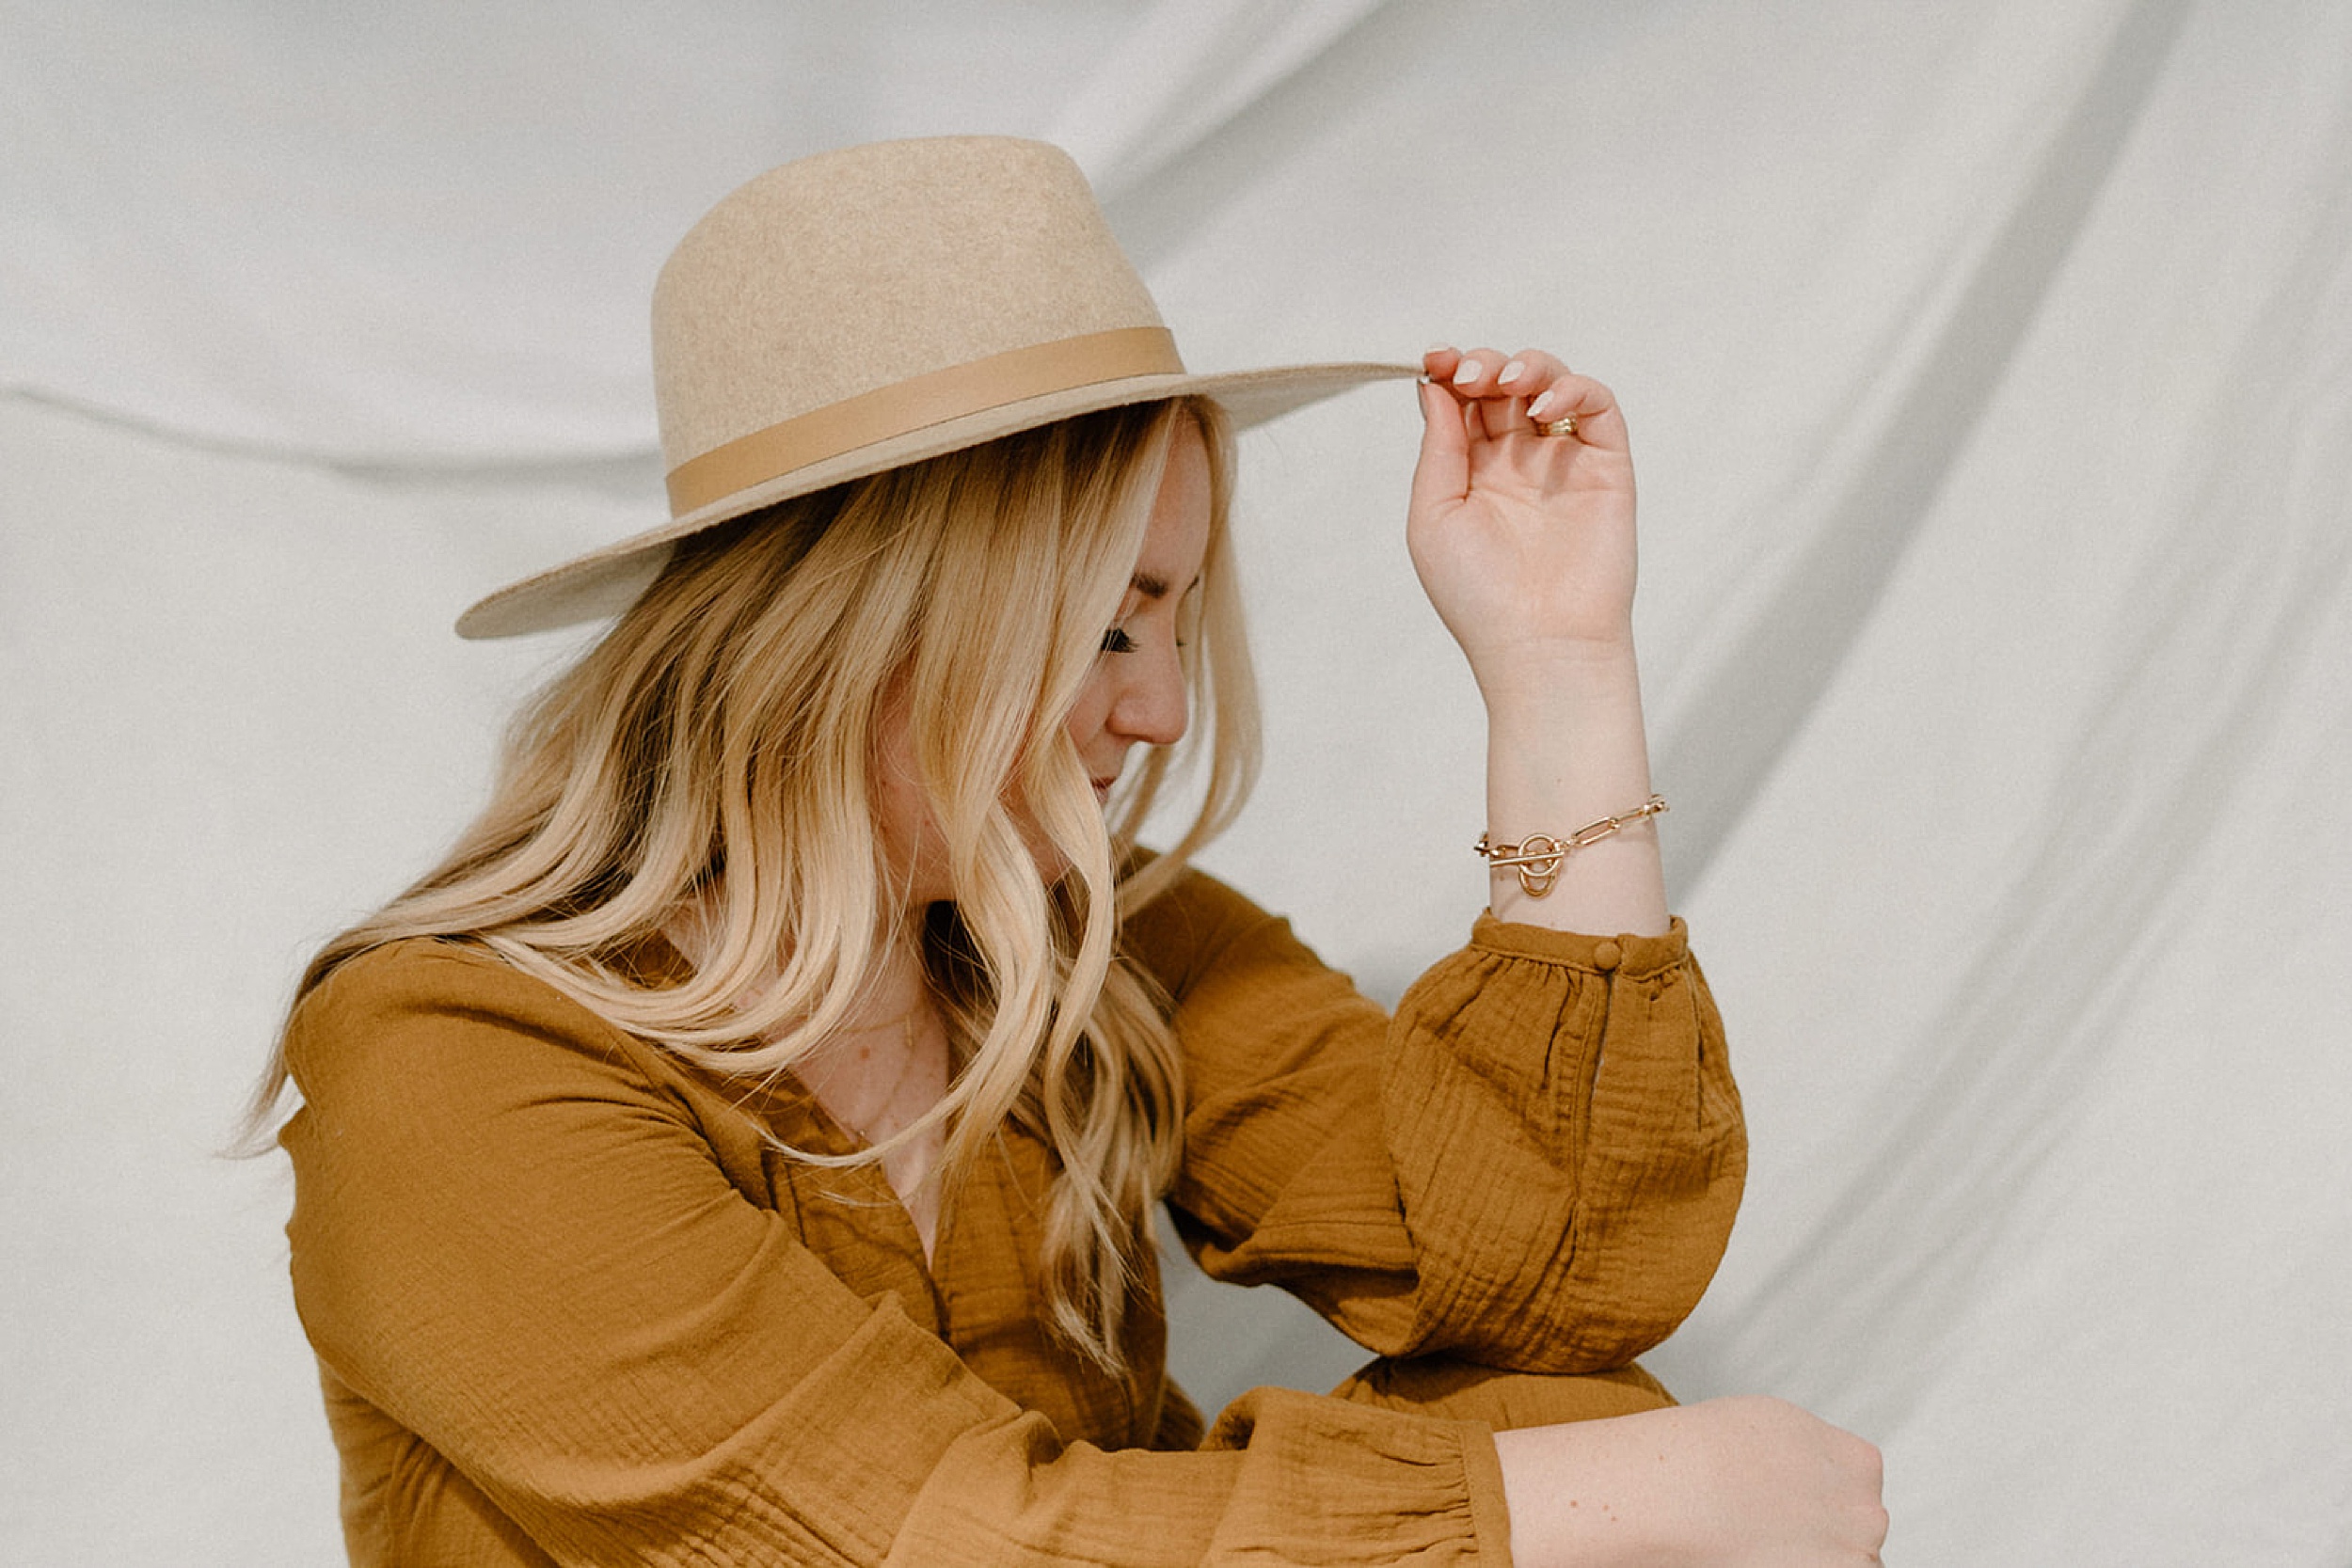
[1100,627,1139,654]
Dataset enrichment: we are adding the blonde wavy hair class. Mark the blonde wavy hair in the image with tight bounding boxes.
[252,396,1256,1370]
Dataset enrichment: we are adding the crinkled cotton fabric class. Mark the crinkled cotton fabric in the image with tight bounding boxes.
[279,869,1740,1564]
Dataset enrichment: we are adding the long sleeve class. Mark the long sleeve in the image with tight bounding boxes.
[1124,869,1744,1371]
[281,941,1513,1566]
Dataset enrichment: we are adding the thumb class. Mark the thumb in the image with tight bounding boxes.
[1408,378,1470,516]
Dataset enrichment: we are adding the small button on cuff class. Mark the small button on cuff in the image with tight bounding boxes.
[1591,940,1623,972]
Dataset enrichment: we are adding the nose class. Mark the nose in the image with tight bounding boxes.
[1107,638,1188,747]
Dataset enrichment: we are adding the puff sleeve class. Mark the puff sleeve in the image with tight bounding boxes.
[1124,869,1745,1371]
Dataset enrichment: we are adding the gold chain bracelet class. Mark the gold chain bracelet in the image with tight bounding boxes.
[1474,794,1669,896]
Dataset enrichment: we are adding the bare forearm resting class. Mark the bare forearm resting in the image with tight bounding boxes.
[1495,1399,1889,1567]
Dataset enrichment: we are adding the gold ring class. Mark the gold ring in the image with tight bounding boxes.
[1536,413,1579,438]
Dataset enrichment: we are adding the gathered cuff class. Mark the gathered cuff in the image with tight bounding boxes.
[1469,913,1690,979]
[1202,1386,1510,1562]
[1457,1425,1514,1565]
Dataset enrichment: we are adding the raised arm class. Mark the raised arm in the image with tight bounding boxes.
[1411,345,1665,938]
[1135,351,1885,1563]
[1410,347,1886,1564]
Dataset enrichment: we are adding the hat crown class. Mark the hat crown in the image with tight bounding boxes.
[455,136,1410,640]
[652,137,1167,470]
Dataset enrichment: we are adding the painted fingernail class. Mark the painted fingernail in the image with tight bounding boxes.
[1498,358,1527,386]
[1527,388,1560,418]
[1452,360,1482,387]
[1424,341,1455,357]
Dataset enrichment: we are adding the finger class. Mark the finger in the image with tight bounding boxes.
[1480,384,1539,440]
[1446,349,1535,445]
[1495,349,1569,402]
[1465,391,1535,444]
[1851,1434,1884,1495]
[1444,346,1509,398]
[1421,342,1464,383]
[1524,370,1629,449]
[1457,348,1571,439]
[1476,356,1544,437]
[1409,375,1472,509]
[1854,1500,1892,1558]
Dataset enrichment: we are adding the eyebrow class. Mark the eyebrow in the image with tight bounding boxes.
[1129,571,1200,601]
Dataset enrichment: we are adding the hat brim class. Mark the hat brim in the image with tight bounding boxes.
[454,359,1418,639]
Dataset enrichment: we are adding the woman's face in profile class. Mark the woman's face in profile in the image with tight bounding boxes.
[876,422,1215,902]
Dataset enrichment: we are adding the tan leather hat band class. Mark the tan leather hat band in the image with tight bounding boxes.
[664,325,1184,516]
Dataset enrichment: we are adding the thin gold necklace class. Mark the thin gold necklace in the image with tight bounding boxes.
[834,1008,927,1146]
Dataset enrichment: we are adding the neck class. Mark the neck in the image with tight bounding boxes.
[833,916,938,1047]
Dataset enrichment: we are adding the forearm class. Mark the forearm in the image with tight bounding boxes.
[1479,640,1669,938]
[1495,1415,1685,1567]
[1494,1398,1889,1568]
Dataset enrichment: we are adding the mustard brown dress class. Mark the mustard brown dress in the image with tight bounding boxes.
[279,867,1744,1564]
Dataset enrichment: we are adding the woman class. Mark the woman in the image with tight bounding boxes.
[255,138,1886,1565]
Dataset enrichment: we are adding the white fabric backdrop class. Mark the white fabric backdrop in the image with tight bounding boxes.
[5,2,2347,1562]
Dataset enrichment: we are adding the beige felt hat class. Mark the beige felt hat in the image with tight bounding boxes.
[456,135,1417,639]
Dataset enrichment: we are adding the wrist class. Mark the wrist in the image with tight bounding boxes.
[1470,634,1642,719]
[1479,641,1648,775]
[1478,639,1667,936]
[1495,1417,1690,1568]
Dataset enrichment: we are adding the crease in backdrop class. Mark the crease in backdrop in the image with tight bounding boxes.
[3,3,2347,1562]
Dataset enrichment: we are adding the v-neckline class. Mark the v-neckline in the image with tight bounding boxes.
[786,1068,946,1272]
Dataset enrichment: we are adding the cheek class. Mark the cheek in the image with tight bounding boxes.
[1062,673,1115,747]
